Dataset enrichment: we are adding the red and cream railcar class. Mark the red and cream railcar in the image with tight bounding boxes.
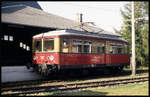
[31,29,130,75]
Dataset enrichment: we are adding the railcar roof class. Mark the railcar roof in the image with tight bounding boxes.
[33,29,128,43]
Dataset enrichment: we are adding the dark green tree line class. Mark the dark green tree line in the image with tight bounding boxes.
[119,2,149,66]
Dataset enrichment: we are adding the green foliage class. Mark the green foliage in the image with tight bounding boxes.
[118,2,149,66]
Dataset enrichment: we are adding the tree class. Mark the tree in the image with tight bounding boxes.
[118,1,149,67]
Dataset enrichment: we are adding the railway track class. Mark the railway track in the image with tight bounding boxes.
[1,76,148,96]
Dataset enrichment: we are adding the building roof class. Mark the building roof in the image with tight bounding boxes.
[1,1,42,10]
[1,5,121,37]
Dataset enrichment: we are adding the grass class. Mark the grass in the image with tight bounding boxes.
[43,81,149,96]
[90,81,149,96]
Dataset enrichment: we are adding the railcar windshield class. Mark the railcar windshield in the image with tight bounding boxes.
[43,39,54,52]
[33,38,54,52]
[34,39,42,52]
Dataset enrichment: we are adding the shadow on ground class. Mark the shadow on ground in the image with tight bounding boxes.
[45,69,149,81]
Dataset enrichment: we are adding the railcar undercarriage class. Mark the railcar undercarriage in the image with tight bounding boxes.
[27,63,128,76]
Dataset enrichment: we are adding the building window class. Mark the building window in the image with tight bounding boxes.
[4,35,8,41]
[20,42,23,47]
[26,46,30,51]
[23,44,26,49]
[1,37,3,40]
[9,36,13,41]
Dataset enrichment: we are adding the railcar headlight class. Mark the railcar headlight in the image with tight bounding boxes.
[33,56,37,60]
[48,56,54,61]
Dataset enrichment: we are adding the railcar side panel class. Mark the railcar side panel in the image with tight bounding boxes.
[32,53,130,66]
[105,54,130,64]
[60,53,105,66]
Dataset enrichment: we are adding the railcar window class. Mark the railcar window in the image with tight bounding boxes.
[72,40,82,53]
[84,45,90,53]
[62,39,70,53]
[117,44,123,54]
[43,39,54,52]
[117,48,123,54]
[73,40,82,45]
[124,44,129,54]
[97,46,105,54]
[84,41,92,53]
[34,39,42,52]
[92,41,105,54]
[109,46,117,54]
[77,45,82,53]
[109,43,123,54]
[109,46,113,54]
[63,39,69,47]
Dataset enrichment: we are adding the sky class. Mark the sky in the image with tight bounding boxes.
[38,1,129,33]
